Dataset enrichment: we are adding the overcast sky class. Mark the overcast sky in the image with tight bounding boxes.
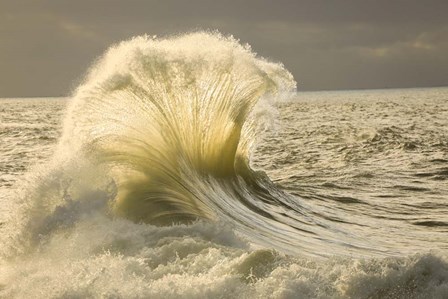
[1,0,447,97]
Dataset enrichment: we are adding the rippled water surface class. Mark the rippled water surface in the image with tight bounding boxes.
[0,98,65,214]
[253,88,448,256]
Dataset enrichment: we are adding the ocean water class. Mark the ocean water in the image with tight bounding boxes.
[0,33,447,298]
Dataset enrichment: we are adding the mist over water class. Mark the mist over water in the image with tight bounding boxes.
[1,33,447,298]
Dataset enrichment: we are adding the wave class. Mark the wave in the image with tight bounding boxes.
[0,32,442,258]
[59,31,295,224]
[2,32,305,256]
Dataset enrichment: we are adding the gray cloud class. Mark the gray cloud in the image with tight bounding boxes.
[0,0,447,96]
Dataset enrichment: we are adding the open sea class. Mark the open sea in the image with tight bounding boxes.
[1,33,447,298]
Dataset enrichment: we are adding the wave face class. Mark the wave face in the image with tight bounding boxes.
[1,33,448,298]
[54,30,306,249]
[2,32,306,257]
[59,32,295,226]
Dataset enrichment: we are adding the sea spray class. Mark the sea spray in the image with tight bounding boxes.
[59,32,296,225]
[1,32,302,258]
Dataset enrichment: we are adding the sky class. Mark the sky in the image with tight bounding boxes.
[1,0,447,97]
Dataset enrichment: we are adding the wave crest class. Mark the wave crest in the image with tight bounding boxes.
[60,32,295,224]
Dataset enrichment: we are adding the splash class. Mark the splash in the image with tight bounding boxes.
[2,32,303,258]
[60,31,295,224]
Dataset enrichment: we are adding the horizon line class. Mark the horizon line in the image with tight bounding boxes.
[1,85,447,99]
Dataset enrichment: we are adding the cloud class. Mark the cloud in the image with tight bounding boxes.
[60,21,98,40]
[355,28,448,59]
[0,0,447,96]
